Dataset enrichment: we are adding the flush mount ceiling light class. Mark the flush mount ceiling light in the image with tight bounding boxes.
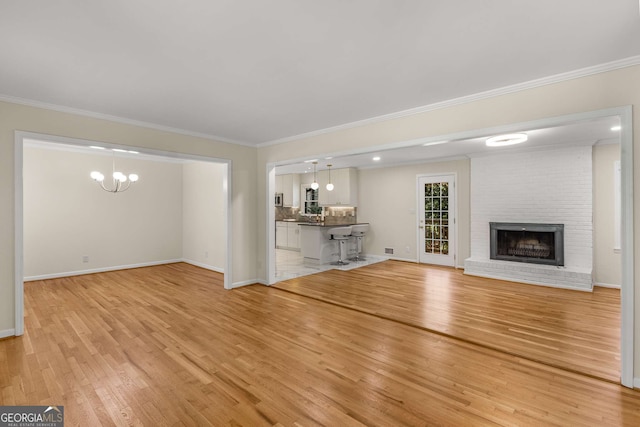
[372,156,381,161]
[485,133,528,147]
[611,125,622,131]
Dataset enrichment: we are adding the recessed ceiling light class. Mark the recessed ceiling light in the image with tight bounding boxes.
[372,156,381,161]
[90,146,105,150]
[112,148,128,153]
[611,125,622,131]
[127,150,139,154]
[423,140,449,147]
[325,157,333,160]
[485,133,528,147]
[304,159,318,163]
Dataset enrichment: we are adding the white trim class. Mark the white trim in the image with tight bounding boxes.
[634,378,640,390]
[230,279,259,289]
[224,160,233,290]
[23,260,184,282]
[14,136,24,336]
[619,106,634,388]
[259,56,640,147]
[0,329,16,339]
[15,131,234,332]
[594,282,621,290]
[181,259,224,274]
[463,271,594,292]
[614,160,622,250]
[267,164,277,285]
[388,256,418,263]
[0,94,253,147]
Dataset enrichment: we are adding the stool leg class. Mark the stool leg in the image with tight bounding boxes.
[331,238,350,266]
[349,235,367,261]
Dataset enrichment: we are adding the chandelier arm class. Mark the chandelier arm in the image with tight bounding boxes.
[119,181,131,192]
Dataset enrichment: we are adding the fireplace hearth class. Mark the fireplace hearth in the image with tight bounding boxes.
[490,222,564,266]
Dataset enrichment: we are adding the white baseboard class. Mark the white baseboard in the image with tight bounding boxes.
[181,259,224,274]
[463,270,593,292]
[389,256,418,263]
[0,329,16,339]
[230,279,260,289]
[594,282,621,289]
[634,377,640,390]
[23,259,183,282]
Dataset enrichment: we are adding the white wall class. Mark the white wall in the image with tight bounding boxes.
[357,159,470,265]
[182,161,226,271]
[23,146,183,278]
[23,147,228,279]
[593,143,622,287]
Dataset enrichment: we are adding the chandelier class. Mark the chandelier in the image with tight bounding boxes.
[90,157,139,193]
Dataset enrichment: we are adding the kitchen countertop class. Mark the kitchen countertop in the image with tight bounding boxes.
[298,222,369,227]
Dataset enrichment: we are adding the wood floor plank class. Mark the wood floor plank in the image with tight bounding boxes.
[276,260,621,382]
[1,263,638,426]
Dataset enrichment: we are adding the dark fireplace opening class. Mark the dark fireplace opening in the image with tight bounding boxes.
[490,223,564,266]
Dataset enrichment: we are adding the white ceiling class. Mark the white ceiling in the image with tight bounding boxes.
[1,1,639,145]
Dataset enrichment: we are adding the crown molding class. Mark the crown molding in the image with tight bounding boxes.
[259,55,640,147]
[0,94,254,147]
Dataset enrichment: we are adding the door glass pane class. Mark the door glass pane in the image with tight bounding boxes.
[423,181,450,256]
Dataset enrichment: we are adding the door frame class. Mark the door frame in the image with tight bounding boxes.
[416,173,458,267]
[265,106,633,387]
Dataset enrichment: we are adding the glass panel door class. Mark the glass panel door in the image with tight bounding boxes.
[418,175,455,266]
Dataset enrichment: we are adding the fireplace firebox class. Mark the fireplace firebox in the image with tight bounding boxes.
[490,222,564,266]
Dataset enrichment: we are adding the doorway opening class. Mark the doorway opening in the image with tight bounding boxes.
[266,106,633,387]
[14,131,233,337]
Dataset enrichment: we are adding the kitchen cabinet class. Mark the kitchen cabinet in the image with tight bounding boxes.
[275,222,287,248]
[275,221,300,250]
[275,174,300,207]
[318,167,358,206]
[287,224,300,249]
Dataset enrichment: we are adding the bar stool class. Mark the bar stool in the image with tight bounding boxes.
[328,226,352,266]
[349,224,369,261]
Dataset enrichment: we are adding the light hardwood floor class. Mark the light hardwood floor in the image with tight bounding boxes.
[1,262,638,426]
[276,260,621,383]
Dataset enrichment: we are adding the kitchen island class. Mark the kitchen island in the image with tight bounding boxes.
[299,223,369,265]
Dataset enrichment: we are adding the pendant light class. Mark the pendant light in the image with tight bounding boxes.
[326,164,334,191]
[310,161,319,190]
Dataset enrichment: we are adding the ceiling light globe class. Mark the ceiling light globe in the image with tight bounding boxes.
[128,174,139,182]
[113,172,127,182]
[90,171,104,182]
[326,183,334,191]
[310,182,319,190]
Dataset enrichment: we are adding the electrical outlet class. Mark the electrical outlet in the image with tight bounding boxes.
[82,255,89,263]
[385,247,394,255]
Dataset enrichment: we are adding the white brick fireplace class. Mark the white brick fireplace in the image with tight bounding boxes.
[464,146,593,290]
